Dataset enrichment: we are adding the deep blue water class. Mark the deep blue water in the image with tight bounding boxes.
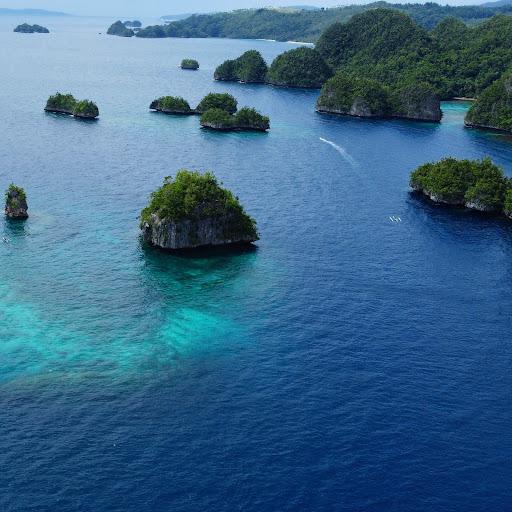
[0,15,511,512]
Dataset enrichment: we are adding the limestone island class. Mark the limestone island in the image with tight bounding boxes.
[141,170,258,251]
[464,73,512,134]
[196,93,238,114]
[107,21,134,37]
[45,93,99,119]
[200,108,270,132]
[266,47,332,88]
[215,50,268,83]
[150,96,197,115]
[181,59,199,70]
[317,73,442,122]
[5,184,28,219]
[124,20,142,28]
[410,157,512,219]
[14,23,49,34]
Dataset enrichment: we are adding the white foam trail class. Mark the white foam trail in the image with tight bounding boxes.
[319,137,357,166]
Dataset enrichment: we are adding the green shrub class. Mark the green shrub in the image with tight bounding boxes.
[200,108,235,127]
[235,107,270,130]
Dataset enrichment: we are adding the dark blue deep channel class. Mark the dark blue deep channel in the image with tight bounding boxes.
[0,16,511,512]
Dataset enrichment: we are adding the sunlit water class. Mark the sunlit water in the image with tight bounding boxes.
[0,16,511,512]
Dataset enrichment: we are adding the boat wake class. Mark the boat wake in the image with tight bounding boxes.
[319,137,357,166]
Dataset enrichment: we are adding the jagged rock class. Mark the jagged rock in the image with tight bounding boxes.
[5,185,28,219]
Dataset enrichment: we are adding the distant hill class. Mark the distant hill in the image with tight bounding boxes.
[138,1,512,42]
[0,8,69,16]
[481,0,512,6]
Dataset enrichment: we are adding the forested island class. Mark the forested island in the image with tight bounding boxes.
[14,23,49,33]
[150,96,196,115]
[215,50,268,83]
[5,185,28,219]
[141,170,258,250]
[410,157,512,218]
[45,93,99,119]
[132,2,512,42]
[107,21,134,37]
[465,73,512,133]
[181,59,199,70]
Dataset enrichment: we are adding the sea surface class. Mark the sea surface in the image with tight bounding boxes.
[0,15,511,512]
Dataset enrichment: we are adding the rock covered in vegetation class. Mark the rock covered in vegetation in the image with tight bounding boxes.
[141,170,258,250]
[410,157,511,214]
[266,47,332,88]
[5,184,28,219]
[45,93,99,119]
[181,59,199,70]
[150,96,196,115]
[316,73,441,122]
[14,23,49,33]
[200,107,270,132]
[464,74,512,133]
[214,50,268,83]
[107,21,134,37]
[124,20,142,28]
[196,93,238,114]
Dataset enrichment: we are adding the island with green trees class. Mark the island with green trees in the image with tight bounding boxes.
[150,96,196,115]
[181,59,199,70]
[464,73,512,133]
[196,93,238,114]
[5,184,28,219]
[45,93,99,119]
[107,21,134,37]
[266,47,332,88]
[133,2,512,42]
[200,107,270,132]
[14,23,49,33]
[141,170,258,250]
[214,50,268,83]
[410,157,512,218]
[317,74,442,122]
[124,20,142,28]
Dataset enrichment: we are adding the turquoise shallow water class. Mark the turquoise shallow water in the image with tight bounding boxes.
[0,15,512,512]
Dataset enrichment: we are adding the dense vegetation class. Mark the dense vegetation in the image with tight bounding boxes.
[200,107,270,131]
[5,184,28,219]
[14,23,49,33]
[317,72,442,120]
[150,96,194,114]
[266,47,332,88]
[141,170,258,239]
[196,93,238,114]
[134,2,512,42]
[73,100,100,119]
[314,9,512,99]
[181,59,199,70]
[215,50,268,83]
[410,157,511,213]
[107,21,134,37]
[465,73,512,132]
[45,93,99,118]
[124,20,142,28]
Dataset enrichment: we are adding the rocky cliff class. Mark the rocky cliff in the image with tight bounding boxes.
[5,185,28,219]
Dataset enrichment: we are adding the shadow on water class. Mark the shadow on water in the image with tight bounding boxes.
[4,217,27,238]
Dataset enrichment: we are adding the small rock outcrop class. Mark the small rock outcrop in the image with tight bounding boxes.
[200,107,270,132]
[5,185,28,219]
[410,157,511,216]
[45,93,99,119]
[14,23,49,33]
[150,96,196,115]
[181,59,199,70]
[107,21,134,37]
[317,73,442,122]
[464,73,512,133]
[141,170,258,251]
[214,50,268,83]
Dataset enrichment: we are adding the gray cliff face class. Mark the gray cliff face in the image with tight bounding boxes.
[142,214,257,250]
[396,89,442,121]
[410,183,462,206]
[464,199,501,212]
[349,98,380,117]
[5,190,28,219]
